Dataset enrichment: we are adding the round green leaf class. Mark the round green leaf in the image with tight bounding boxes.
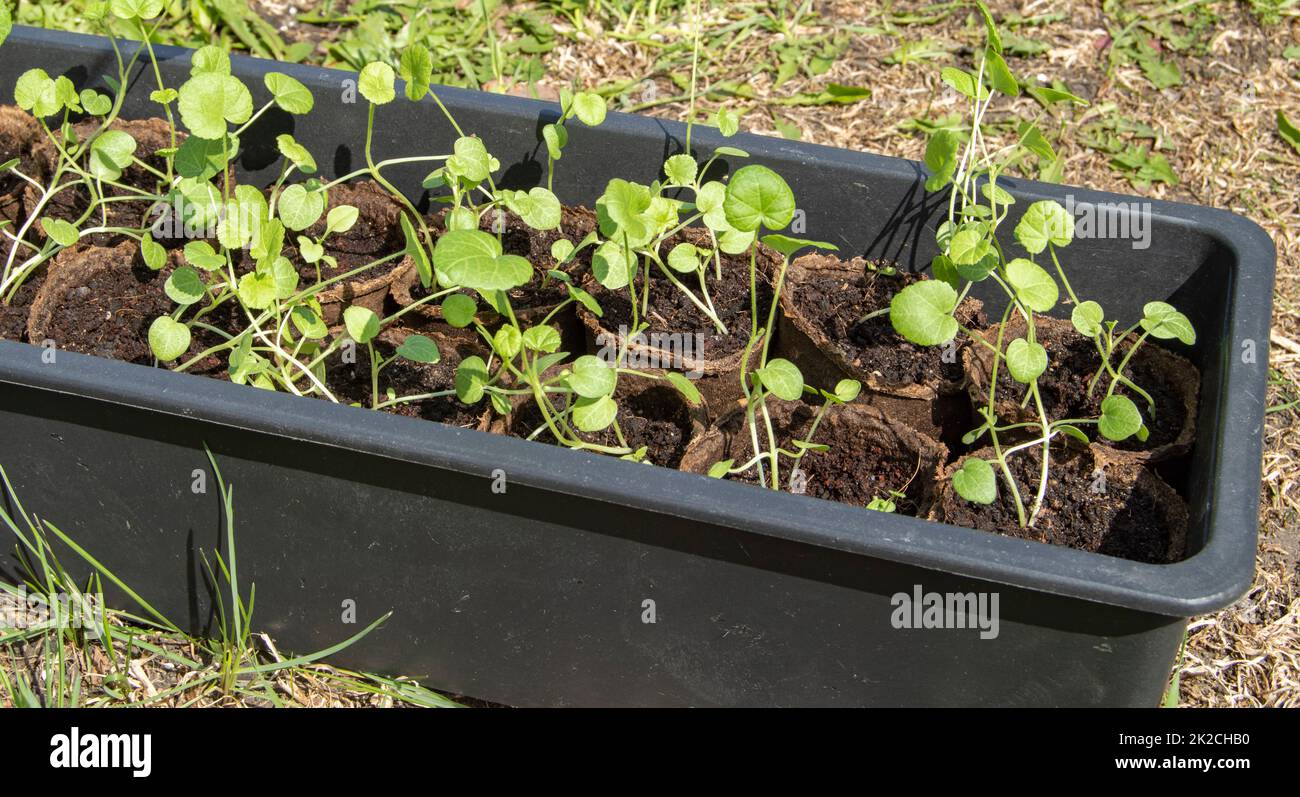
[951,457,997,505]
[278,183,326,231]
[1005,257,1059,313]
[237,271,278,310]
[723,164,796,232]
[1005,337,1048,384]
[148,316,191,362]
[441,294,477,328]
[165,266,206,306]
[695,181,729,231]
[663,154,697,186]
[505,187,561,231]
[1140,301,1196,346]
[291,306,327,339]
[264,72,314,114]
[667,242,701,273]
[177,72,253,139]
[571,92,606,126]
[666,372,702,406]
[343,305,380,344]
[190,45,231,76]
[41,218,78,247]
[567,355,617,398]
[455,356,489,404]
[184,241,225,271]
[592,240,633,291]
[890,280,959,346]
[756,358,804,401]
[446,136,494,184]
[493,326,522,360]
[834,379,862,402]
[88,130,137,181]
[399,46,433,102]
[1014,199,1074,254]
[522,325,561,353]
[434,229,532,292]
[358,62,396,105]
[397,334,440,364]
[276,134,317,174]
[1071,300,1105,337]
[1099,394,1143,441]
[572,395,618,432]
[326,205,360,235]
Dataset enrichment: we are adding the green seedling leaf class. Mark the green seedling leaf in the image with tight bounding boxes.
[503,187,561,231]
[542,123,567,160]
[1057,424,1089,444]
[1005,258,1059,312]
[866,497,897,513]
[111,0,163,20]
[279,183,326,231]
[455,356,489,404]
[358,62,396,105]
[165,266,206,306]
[569,284,602,317]
[441,294,477,328]
[14,69,59,118]
[572,395,618,432]
[975,0,1001,53]
[264,255,299,299]
[1099,394,1143,441]
[713,145,749,158]
[326,205,360,235]
[399,46,433,102]
[667,242,701,273]
[551,239,576,264]
[446,136,495,184]
[663,154,697,187]
[592,240,633,291]
[1005,337,1048,384]
[397,334,440,364]
[175,134,233,180]
[981,182,1015,206]
[236,271,278,310]
[951,457,997,505]
[948,226,992,266]
[148,316,190,362]
[344,305,380,344]
[1014,199,1074,253]
[493,326,521,360]
[434,229,533,292]
[400,212,432,287]
[1140,301,1196,345]
[707,460,734,478]
[190,45,231,76]
[714,108,741,137]
[760,234,837,258]
[572,92,606,126]
[522,325,561,353]
[717,228,756,255]
[666,372,702,405]
[264,72,313,114]
[924,129,959,191]
[931,254,960,290]
[835,379,862,402]
[567,355,617,398]
[184,241,225,271]
[755,358,804,401]
[291,306,327,340]
[178,72,253,139]
[1023,84,1087,107]
[596,178,653,244]
[88,130,137,182]
[1071,300,1104,337]
[890,280,958,346]
[80,90,112,116]
[41,218,78,247]
[723,164,795,232]
[695,181,729,231]
[273,134,316,174]
[141,234,166,270]
[0,3,10,48]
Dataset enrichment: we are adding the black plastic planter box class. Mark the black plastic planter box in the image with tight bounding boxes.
[0,26,1276,706]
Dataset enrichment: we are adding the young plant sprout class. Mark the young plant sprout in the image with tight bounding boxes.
[888,0,1196,527]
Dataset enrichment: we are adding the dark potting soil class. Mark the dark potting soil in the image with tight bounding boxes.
[788,262,984,387]
[324,334,488,429]
[508,382,695,468]
[584,229,770,362]
[1,106,44,228]
[938,445,1182,564]
[985,318,1189,452]
[723,403,933,515]
[0,271,43,342]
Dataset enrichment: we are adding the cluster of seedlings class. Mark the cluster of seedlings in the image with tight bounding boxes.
[0,2,1199,563]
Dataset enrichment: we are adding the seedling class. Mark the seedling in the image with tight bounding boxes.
[889,0,1196,527]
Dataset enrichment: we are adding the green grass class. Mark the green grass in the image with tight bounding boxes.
[0,454,459,708]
